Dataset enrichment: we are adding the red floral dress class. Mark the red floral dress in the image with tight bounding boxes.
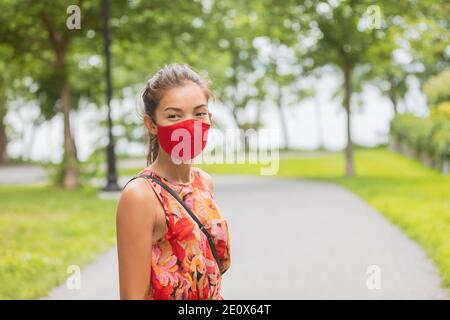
[133,167,231,300]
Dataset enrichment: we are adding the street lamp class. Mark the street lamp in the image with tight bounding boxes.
[101,0,120,191]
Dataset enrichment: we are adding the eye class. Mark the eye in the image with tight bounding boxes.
[196,112,208,117]
[168,114,180,119]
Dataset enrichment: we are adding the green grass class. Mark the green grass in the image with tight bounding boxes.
[195,149,450,290]
[0,185,117,299]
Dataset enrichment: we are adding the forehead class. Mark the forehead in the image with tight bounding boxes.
[159,81,208,109]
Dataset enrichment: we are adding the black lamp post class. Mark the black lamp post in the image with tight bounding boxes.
[102,0,120,191]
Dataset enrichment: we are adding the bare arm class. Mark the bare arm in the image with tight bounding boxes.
[116,178,156,299]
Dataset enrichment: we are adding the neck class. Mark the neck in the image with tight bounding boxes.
[149,150,192,184]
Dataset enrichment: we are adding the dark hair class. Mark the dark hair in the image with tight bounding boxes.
[141,63,215,165]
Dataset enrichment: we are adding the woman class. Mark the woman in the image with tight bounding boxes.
[116,63,231,300]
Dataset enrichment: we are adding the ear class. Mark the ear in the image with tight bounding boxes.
[144,114,158,135]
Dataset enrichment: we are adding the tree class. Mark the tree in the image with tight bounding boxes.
[303,0,399,176]
[0,0,208,186]
[368,0,450,115]
[368,34,409,115]
[197,0,307,153]
[0,45,13,163]
[197,0,264,153]
[0,1,107,187]
[0,40,48,164]
[423,68,450,108]
[407,1,450,84]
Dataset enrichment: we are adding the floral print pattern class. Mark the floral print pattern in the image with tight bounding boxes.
[137,167,231,300]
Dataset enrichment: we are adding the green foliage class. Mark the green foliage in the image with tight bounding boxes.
[423,68,450,107]
[390,113,450,158]
[42,161,65,186]
[433,102,450,117]
[407,1,450,83]
[42,146,108,186]
[79,145,108,184]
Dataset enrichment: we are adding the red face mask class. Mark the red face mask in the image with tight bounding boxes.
[156,118,211,162]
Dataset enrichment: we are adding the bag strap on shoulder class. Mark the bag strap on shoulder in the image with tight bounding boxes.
[125,173,225,275]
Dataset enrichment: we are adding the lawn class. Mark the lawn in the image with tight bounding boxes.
[0,185,117,299]
[195,148,450,289]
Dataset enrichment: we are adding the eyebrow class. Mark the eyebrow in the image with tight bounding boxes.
[163,104,207,112]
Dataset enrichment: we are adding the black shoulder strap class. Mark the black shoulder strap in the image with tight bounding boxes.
[123,173,225,275]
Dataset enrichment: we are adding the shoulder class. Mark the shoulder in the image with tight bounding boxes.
[193,167,214,193]
[120,177,157,203]
[116,177,159,224]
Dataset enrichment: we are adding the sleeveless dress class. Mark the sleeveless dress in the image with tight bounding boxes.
[129,166,231,300]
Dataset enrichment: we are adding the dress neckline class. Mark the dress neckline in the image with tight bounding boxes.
[141,167,196,187]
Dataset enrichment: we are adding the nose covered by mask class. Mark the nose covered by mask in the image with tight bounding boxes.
[156,118,211,162]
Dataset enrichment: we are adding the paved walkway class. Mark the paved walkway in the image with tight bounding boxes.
[0,164,48,185]
[44,175,447,299]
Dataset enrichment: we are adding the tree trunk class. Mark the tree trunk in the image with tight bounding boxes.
[0,99,8,163]
[277,86,290,150]
[60,79,80,188]
[314,93,324,149]
[388,87,398,114]
[255,102,263,153]
[244,134,250,155]
[343,61,354,177]
[41,11,80,188]
[56,46,80,188]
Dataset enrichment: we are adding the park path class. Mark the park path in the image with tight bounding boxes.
[0,164,48,185]
[43,175,447,300]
